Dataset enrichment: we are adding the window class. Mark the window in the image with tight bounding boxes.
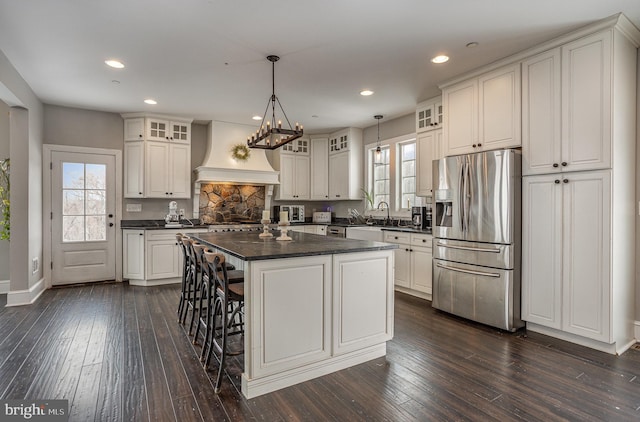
[365,134,418,215]
[399,141,417,210]
[371,147,390,208]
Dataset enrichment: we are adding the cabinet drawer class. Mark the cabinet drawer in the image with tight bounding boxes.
[411,233,432,248]
[383,231,410,244]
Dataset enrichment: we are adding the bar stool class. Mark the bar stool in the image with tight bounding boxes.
[202,251,245,393]
[188,242,207,338]
[179,237,197,325]
[176,233,189,321]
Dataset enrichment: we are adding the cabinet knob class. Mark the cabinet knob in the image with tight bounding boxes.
[109,223,114,227]
[554,180,560,184]
[138,134,142,138]
[108,214,113,218]
[405,248,409,252]
[472,144,477,148]
[563,179,569,183]
[394,236,398,239]
[165,136,169,140]
[410,249,413,252]
[166,192,169,195]
[561,162,567,167]
[553,163,559,168]
[422,239,426,242]
[139,233,143,236]
[477,143,482,147]
[434,122,438,126]
[139,192,142,195]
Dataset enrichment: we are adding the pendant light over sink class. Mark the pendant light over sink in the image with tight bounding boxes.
[247,55,303,150]
[374,114,383,165]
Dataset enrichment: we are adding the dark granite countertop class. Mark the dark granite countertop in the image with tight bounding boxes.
[188,231,398,261]
[121,219,209,230]
[380,227,432,235]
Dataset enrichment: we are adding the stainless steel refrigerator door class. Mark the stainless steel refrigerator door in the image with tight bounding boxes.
[434,149,520,244]
[432,258,524,331]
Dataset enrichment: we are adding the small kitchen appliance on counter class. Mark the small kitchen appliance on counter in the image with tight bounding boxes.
[312,211,332,223]
[411,206,431,230]
[273,205,305,223]
[164,201,181,228]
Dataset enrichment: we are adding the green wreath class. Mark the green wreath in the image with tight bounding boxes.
[231,144,251,161]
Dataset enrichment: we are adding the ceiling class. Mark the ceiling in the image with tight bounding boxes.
[0,1,639,134]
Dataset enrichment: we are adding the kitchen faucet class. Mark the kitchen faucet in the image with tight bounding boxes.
[377,201,390,225]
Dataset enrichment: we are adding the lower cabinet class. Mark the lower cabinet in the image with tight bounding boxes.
[123,228,207,286]
[383,231,433,297]
[521,170,635,353]
[289,225,327,235]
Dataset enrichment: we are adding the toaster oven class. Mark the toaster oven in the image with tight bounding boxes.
[273,205,305,223]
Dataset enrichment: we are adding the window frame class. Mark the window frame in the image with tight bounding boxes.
[364,133,417,218]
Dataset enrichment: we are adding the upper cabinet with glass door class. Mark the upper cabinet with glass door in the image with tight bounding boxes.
[416,97,443,133]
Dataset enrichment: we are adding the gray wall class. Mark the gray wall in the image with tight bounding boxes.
[0,47,45,293]
[636,53,640,320]
[0,101,8,280]
[362,113,414,146]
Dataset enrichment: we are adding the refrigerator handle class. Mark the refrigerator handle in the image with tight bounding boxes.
[436,262,501,278]
[464,161,471,232]
[435,242,500,253]
[458,162,465,231]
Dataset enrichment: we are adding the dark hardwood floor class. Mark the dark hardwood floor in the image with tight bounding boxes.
[1,283,639,421]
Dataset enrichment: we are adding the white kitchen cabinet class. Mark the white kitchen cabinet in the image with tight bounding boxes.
[522,171,611,342]
[144,141,191,199]
[522,48,562,175]
[124,228,207,286]
[310,137,329,200]
[123,229,145,280]
[383,231,432,296]
[520,20,638,354]
[280,138,309,154]
[276,154,310,200]
[442,63,521,156]
[523,31,614,175]
[124,117,145,141]
[416,129,442,197]
[124,142,144,198]
[327,128,362,200]
[416,97,443,133]
[289,225,326,235]
[122,114,193,198]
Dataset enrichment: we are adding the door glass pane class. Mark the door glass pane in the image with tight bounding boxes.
[62,161,108,242]
[63,163,84,188]
[86,164,106,189]
[63,190,84,215]
[86,216,106,241]
[86,190,106,214]
[63,216,84,242]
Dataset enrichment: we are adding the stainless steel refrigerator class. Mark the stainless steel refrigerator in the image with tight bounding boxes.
[432,149,523,331]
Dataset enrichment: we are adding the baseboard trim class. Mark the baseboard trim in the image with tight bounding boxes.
[634,321,640,344]
[127,277,181,287]
[0,279,9,294]
[6,278,45,306]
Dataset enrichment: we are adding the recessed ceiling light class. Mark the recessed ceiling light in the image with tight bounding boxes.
[105,59,124,69]
[431,55,449,64]
[360,90,374,96]
[144,99,157,105]
[252,115,262,121]
[466,42,479,48]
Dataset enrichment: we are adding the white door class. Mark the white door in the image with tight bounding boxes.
[51,151,116,284]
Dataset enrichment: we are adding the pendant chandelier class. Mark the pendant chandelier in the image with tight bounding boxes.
[247,55,303,150]
[374,114,383,164]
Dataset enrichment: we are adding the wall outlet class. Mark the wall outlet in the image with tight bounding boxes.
[32,257,39,274]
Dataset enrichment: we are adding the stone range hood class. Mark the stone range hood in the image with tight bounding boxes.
[193,120,279,219]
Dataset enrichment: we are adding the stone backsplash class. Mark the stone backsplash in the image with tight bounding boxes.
[199,184,265,224]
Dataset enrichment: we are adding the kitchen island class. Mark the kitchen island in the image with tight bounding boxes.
[189,231,397,398]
